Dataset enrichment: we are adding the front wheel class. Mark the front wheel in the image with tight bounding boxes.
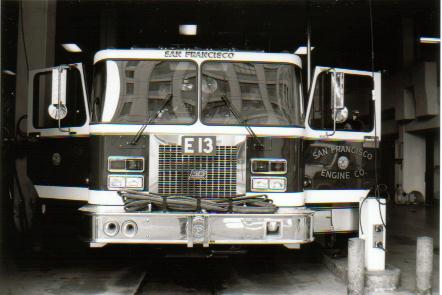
[316,232,357,258]
[11,157,43,252]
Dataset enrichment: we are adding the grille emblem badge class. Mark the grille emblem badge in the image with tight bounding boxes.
[189,169,208,180]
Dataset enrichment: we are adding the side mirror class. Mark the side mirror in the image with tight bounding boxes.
[331,71,344,110]
[330,71,348,124]
[48,66,68,120]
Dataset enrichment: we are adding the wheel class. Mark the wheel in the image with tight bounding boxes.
[11,157,43,252]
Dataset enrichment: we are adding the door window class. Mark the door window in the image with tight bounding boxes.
[308,71,374,132]
[32,67,86,129]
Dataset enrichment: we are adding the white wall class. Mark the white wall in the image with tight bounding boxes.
[402,131,426,198]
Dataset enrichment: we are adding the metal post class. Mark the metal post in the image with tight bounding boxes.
[359,197,386,271]
[348,238,365,295]
[416,237,433,295]
[306,0,312,90]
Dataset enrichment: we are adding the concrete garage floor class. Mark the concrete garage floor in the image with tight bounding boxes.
[136,247,347,295]
[0,204,439,295]
[387,204,439,294]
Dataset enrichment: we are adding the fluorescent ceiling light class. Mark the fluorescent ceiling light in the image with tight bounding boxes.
[2,70,16,76]
[62,43,82,52]
[179,24,197,36]
[419,37,440,44]
[295,46,315,55]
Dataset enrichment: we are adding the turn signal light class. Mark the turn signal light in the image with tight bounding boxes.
[108,175,144,190]
[251,177,287,192]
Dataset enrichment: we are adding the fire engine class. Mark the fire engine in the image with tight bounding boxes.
[21,49,385,268]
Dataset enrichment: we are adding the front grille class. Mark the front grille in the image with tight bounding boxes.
[158,145,238,197]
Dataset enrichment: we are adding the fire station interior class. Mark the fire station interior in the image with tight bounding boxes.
[0,0,439,294]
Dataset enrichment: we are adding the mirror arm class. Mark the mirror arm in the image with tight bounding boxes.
[326,69,345,136]
[326,107,337,137]
[56,65,72,134]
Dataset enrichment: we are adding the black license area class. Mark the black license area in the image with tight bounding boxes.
[182,136,216,156]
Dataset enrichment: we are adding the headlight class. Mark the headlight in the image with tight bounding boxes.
[251,177,287,192]
[251,158,287,174]
[108,156,144,172]
[108,175,144,190]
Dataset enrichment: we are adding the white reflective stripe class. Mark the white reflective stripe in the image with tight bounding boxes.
[35,187,366,205]
[246,192,304,207]
[90,122,304,137]
[101,61,120,122]
[305,189,370,203]
[304,126,376,142]
[94,49,302,67]
[89,190,124,205]
[35,185,89,201]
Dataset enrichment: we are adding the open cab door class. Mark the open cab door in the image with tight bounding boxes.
[25,63,90,202]
[27,63,89,137]
[304,67,381,204]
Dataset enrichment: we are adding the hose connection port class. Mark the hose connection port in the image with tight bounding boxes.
[122,220,138,238]
[103,221,120,237]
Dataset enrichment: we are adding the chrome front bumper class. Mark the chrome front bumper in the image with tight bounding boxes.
[80,206,314,248]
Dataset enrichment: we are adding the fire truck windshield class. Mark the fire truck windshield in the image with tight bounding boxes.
[92,60,198,124]
[91,59,302,126]
[201,62,302,127]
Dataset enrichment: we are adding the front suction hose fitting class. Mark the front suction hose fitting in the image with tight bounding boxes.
[122,220,138,238]
[103,221,120,237]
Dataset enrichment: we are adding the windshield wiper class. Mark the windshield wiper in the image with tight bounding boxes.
[130,94,174,145]
[220,95,263,149]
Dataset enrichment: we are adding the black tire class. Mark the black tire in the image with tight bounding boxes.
[11,157,44,252]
